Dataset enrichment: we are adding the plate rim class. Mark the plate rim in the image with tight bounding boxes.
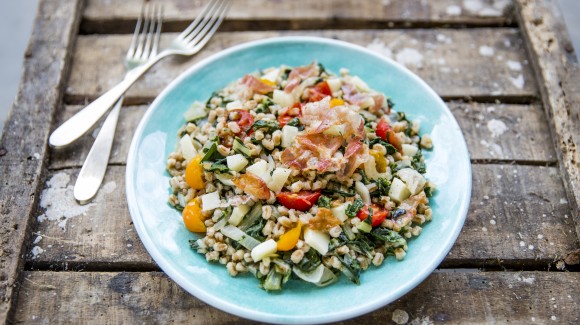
[126,35,472,324]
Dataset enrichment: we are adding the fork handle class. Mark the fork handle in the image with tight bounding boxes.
[49,52,169,148]
[73,97,123,204]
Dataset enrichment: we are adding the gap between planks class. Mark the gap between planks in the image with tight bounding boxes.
[23,259,578,273]
[79,19,519,35]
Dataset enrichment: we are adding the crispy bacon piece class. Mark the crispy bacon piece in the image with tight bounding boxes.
[284,62,319,92]
[395,192,428,228]
[241,75,274,95]
[233,172,271,200]
[280,134,343,172]
[340,139,368,177]
[309,208,343,231]
[342,82,386,114]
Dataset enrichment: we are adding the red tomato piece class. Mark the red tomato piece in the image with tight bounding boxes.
[376,118,402,151]
[371,206,389,227]
[356,205,371,221]
[278,102,302,127]
[356,204,389,227]
[230,109,254,133]
[276,191,321,211]
[307,81,332,102]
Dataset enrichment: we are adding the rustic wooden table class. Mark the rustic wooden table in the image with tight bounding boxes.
[1,0,579,323]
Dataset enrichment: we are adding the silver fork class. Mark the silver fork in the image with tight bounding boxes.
[73,3,163,204]
[49,0,231,148]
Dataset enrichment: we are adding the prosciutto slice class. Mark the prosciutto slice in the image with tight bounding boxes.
[280,133,343,172]
[241,75,274,95]
[284,62,319,92]
[340,139,369,177]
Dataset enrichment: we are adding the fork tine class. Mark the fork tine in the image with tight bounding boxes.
[176,0,223,41]
[181,0,225,45]
[141,4,158,59]
[134,3,151,59]
[126,2,146,59]
[183,0,230,49]
[151,5,163,57]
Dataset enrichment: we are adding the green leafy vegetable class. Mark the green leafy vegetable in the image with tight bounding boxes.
[369,138,397,154]
[376,178,391,196]
[317,196,332,209]
[295,249,322,272]
[412,151,426,173]
[345,198,364,218]
[424,186,434,197]
[370,228,407,248]
[201,142,223,162]
[252,120,280,133]
[337,253,361,285]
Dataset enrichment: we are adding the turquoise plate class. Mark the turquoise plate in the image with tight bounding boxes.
[126,36,471,324]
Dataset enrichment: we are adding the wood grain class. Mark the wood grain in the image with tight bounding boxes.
[515,0,580,249]
[82,0,516,33]
[14,270,580,324]
[0,0,83,322]
[27,164,577,270]
[65,29,538,105]
[48,102,557,171]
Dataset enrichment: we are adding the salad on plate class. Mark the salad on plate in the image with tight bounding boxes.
[166,62,434,291]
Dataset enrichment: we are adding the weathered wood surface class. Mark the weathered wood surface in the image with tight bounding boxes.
[0,0,83,323]
[449,102,556,163]
[27,164,577,270]
[48,102,556,170]
[515,0,580,243]
[66,28,537,104]
[83,0,515,34]
[14,271,580,324]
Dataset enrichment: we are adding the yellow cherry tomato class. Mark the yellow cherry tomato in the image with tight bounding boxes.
[330,98,344,108]
[260,78,276,87]
[185,154,204,190]
[182,198,206,233]
[369,149,387,173]
[277,221,302,251]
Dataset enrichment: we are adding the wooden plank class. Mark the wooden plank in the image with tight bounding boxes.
[49,102,556,170]
[515,0,580,248]
[82,0,516,34]
[65,29,538,105]
[13,271,580,323]
[27,164,577,270]
[448,102,557,164]
[0,0,84,323]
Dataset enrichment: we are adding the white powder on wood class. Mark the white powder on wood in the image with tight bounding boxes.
[487,119,508,137]
[479,45,495,56]
[30,246,45,259]
[37,172,96,230]
[395,48,424,68]
[366,39,393,59]
[463,0,483,12]
[509,74,525,89]
[507,60,522,71]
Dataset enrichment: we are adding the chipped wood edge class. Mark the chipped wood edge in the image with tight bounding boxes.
[0,0,85,322]
[514,0,580,250]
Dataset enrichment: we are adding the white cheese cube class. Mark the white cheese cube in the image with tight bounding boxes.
[228,204,250,226]
[251,239,278,262]
[331,203,349,222]
[179,135,197,161]
[226,154,248,172]
[396,168,426,195]
[245,160,271,184]
[281,125,299,148]
[327,77,342,92]
[388,177,411,203]
[401,144,419,157]
[273,89,295,108]
[201,192,221,211]
[261,68,279,83]
[268,167,292,193]
[304,228,330,255]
